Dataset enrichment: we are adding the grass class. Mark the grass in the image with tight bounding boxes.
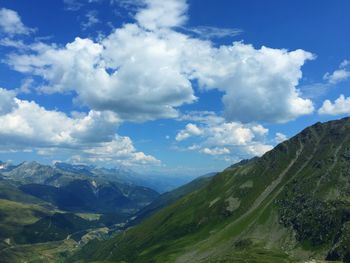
[0,239,78,263]
[0,199,50,239]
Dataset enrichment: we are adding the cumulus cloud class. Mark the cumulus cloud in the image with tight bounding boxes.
[0,88,17,114]
[275,132,288,143]
[79,135,160,165]
[175,123,202,141]
[0,89,159,166]
[318,94,350,115]
[135,0,188,30]
[176,111,273,158]
[0,8,34,36]
[189,43,315,123]
[0,99,119,147]
[205,122,256,146]
[7,33,196,121]
[201,147,230,156]
[245,144,273,157]
[5,0,314,124]
[323,60,350,84]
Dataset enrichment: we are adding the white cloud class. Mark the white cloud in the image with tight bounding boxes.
[78,135,160,165]
[0,37,28,49]
[205,122,255,146]
[185,26,242,39]
[324,70,350,84]
[275,132,287,143]
[245,144,273,156]
[6,0,313,124]
[0,99,118,147]
[201,147,230,156]
[7,31,197,121]
[109,0,145,15]
[81,10,100,30]
[0,8,34,36]
[176,111,272,158]
[323,60,350,84]
[178,111,224,126]
[0,91,159,166]
[340,60,350,68]
[63,0,84,11]
[175,123,202,141]
[189,43,315,123]
[18,78,34,94]
[135,0,188,30]
[318,94,350,115]
[252,124,268,137]
[0,88,17,114]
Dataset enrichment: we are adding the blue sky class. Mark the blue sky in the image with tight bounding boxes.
[0,0,349,176]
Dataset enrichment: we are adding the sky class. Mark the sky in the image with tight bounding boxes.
[0,0,349,176]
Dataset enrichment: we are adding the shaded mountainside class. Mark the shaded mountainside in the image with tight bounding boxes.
[1,160,161,214]
[15,213,98,244]
[72,117,350,262]
[0,180,49,205]
[20,180,159,214]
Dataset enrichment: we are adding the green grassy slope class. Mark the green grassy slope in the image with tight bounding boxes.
[71,117,350,263]
[131,173,215,225]
[15,212,99,244]
[0,199,51,240]
[0,239,78,263]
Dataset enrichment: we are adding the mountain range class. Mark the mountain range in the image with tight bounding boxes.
[71,117,350,263]
[0,161,194,193]
[0,157,212,262]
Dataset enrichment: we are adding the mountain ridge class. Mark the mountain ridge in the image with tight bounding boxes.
[71,117,350,262]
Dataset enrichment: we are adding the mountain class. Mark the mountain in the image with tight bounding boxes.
[0,161,21,173]
[71,117,350,262]
[20,179,159,214]
[0,199,51,241]
[2,161,92,187]
[131,172,216,226]
[55,162,196,193]
[2,160,195,193]
[0,161,161,262]
[2,161,58,184]
[54,162,95,176]
[1,160,160,214]
[15,212,98,244]
[0,179,49,205]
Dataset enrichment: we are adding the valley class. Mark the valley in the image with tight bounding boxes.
[0,159,214,262]
[0,162,163,261]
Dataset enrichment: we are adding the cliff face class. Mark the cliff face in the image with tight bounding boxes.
[74,117,350,263]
